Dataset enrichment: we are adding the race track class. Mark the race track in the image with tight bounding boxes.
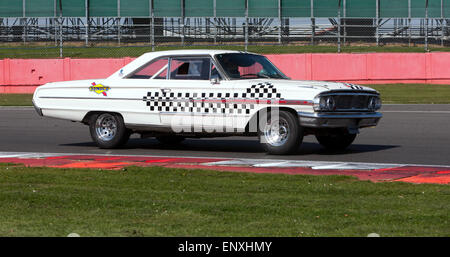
[1,104,450,166]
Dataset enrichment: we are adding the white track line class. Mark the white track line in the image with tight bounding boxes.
[204,159,401,170]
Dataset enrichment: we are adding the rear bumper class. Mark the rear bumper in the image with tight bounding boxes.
[298,112,382,128]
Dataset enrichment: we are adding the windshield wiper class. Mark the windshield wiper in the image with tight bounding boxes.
[240,73,271,79]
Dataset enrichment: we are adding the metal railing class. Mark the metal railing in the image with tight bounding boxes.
[0,1,448,58]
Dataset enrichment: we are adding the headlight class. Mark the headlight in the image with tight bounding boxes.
[314,95,336,111]
[368,96,382,111]
[375,97,382,110]
[325,96,336,110]
[313,96,321,111]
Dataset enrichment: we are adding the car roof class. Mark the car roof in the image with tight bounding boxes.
[108,49,260,79]
[141,49,254,57]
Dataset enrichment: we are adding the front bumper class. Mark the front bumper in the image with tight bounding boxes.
[298,112,382,128]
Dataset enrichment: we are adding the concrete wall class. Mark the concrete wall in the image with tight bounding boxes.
[1,53,450,93]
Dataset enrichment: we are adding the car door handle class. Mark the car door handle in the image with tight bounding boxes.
[161,88,171,93]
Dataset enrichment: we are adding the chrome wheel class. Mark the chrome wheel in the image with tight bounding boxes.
[263,117,290,147]
[95,114,118,141]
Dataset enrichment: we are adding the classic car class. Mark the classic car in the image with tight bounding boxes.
[32,50,382,154]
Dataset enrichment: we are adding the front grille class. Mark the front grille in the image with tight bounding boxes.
[334,95,370,111]
[315,90,381,112]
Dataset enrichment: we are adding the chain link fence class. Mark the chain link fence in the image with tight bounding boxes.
[0,0,449,59]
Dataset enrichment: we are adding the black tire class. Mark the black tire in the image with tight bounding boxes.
[315,132,357,151]
[156,135,185,145]
[259,110,303,155]
[89,113,130,149]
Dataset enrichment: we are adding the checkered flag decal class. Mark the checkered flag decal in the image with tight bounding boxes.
[143,82,282,115]
[243,82,281,99]
[344,83,364,90]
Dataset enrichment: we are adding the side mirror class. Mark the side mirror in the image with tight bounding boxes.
[210,76,220,85]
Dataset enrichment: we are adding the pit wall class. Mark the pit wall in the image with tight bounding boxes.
[1,53,450,93]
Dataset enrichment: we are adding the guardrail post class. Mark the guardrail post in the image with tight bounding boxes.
[58,0,63,58]
[338,0,342,53]
[343,0,346,45]
[213,0,217,44]
[441,0,444,46]
[117,0,121,45]
[278,0,282,44]
[245,0,249,52]
[181,0,185,46]
[54,0,57,46]
[150,0,155,51]
[22,0,26,43]
[425,0,429,51]
[311,0,315,45]
[376,0,380,46]
[85,0,89,46]
[408,0,412,46]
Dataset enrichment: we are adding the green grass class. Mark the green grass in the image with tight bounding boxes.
[1,44,450,58]
[2,84,450,106]
[0,164,448,237]
[0,94,33,106]
[369,84,450,104]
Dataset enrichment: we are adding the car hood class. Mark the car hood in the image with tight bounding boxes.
[240,79,377,93]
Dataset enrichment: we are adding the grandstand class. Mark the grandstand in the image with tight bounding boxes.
[0,0,448,47]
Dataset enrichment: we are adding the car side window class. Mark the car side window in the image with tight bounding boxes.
[127,58,168,79]
[170,58,211,80]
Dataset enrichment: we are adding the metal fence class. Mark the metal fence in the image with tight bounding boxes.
[0,0,449,58]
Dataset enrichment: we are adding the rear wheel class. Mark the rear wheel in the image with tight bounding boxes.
[89,113,130,149]
[315,132,357,151]
[259,110,303,155]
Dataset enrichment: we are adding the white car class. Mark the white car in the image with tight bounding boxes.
[32,50,382,154]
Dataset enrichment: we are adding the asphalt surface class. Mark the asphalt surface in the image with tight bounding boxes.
[1,104,450,165]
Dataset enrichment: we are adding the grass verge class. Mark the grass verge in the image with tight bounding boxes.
[1,84,450,106]
[368,84,450,104]
[0,94,33,106]
[0,164,448,237]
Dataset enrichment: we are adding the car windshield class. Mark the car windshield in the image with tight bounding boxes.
[216,53,288,80]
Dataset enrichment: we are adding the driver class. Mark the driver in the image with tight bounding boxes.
[222,56,240,78]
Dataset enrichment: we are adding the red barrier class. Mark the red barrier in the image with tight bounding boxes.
[1,53,450,93]
[271,52,450,85]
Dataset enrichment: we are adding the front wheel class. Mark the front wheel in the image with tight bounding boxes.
[315,132,357,151]
[259,110,303,155]
[89,113,130,149]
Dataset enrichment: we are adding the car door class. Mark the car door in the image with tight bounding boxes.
[111,57,170,126]
[159,56,236,133]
